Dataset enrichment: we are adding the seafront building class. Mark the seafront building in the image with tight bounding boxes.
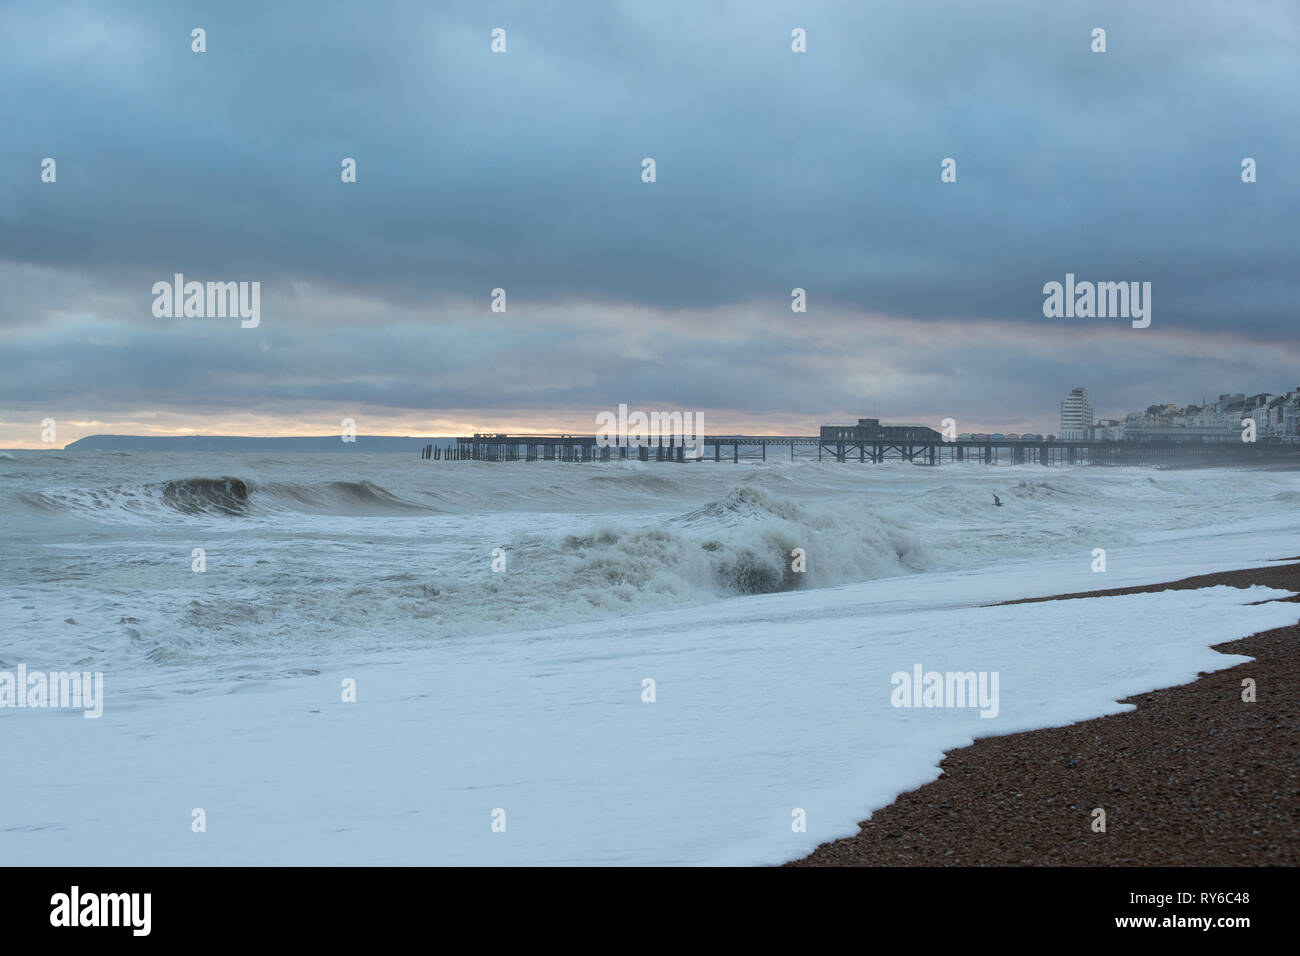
[1122,388,1300,441]
[1089,419,1124,441]
[1051,386,1300,443]
[819,418,943,442]
[1059,387,1094,440]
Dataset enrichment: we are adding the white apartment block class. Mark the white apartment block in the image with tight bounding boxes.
[1060,387,1093,440]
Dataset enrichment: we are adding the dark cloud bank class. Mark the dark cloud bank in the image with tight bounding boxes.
[1,0,1296,438]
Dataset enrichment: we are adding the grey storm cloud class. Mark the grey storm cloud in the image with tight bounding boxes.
[0,0,1297,435]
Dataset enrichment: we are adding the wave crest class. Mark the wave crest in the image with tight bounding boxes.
[23,476,433,520]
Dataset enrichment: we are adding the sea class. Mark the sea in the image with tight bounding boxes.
[1,451,1297,864]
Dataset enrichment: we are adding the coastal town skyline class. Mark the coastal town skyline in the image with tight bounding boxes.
[13,378,1300,449]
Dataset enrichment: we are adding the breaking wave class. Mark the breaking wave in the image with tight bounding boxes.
[161,477,250,515]
[419,486,932,632]
[22,477,434,521]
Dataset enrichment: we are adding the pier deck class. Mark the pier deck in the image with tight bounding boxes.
[435,435,1296,466]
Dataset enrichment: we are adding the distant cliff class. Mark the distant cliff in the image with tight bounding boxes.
[63,435,455,452]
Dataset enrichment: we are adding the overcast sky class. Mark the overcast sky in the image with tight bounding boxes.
[2,0,1297,446]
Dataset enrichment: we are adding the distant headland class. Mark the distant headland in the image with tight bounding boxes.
[63,435,456,452]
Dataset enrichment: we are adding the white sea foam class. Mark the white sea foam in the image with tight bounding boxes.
[2,576,1294,865]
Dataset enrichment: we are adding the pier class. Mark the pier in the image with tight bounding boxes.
[439,434,1295,466]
